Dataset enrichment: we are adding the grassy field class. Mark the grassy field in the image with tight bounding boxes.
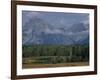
[23,61,89,69]
[22,45,89,68]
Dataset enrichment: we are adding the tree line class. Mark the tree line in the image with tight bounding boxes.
[22,45,89,62]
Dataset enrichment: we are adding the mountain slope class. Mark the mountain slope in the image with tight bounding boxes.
[67,23,87,33]
[22,18,89,45]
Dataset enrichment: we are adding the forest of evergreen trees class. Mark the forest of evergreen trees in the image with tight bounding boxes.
[22,45,89,64]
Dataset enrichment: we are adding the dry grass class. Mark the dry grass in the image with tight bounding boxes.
[22,62,89,69]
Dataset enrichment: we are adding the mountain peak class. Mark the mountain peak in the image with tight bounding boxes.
[22,18,89,45]
[67,22,87,33]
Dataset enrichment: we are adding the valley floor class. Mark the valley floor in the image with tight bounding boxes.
[22,62,89,69]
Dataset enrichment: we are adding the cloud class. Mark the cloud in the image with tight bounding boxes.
[44,28,63,34]
[25,11,42,18]
[22,11,43,26]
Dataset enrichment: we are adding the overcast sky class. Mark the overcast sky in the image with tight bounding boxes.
[22,10,89,29]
